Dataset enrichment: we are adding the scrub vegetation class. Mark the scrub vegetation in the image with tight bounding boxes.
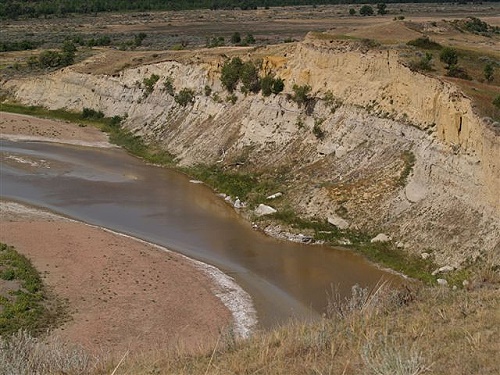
[0,243,65,336]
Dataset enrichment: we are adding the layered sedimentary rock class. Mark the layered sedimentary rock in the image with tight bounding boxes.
[6,35,499,267]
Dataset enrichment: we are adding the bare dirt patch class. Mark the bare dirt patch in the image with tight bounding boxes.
[0,204,232,356]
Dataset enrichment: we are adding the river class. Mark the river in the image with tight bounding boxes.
[0,139,399,328]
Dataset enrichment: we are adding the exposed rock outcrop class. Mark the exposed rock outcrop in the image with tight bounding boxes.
[5,37,499,268]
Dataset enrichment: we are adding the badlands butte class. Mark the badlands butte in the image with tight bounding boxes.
[4,29,500,273]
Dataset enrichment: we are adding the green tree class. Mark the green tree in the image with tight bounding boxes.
[174,88,195,107]
[231,32,241,44]
[360,5,374,16]
[38,50,62,68]
[61,40,76,65]
[349,8,356,16]
[244,34,256,45]
[439,47,458,68]
[377,3,387,15]
[221,57,243,92]
[484,63,494,82]
[240,61,260,93]
[62,40,76,54]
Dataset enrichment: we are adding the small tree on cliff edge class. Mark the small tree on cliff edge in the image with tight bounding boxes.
[221,57,243,92]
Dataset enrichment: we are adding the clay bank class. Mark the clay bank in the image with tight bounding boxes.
[4,33,500,271]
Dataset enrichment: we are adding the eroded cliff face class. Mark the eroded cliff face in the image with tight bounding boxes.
[6,37,500,268]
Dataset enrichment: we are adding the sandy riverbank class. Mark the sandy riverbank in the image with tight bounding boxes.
[0,112,256,355]
[0,111,111,147]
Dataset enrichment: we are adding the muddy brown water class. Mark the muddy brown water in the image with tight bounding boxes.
[0,139,400,328]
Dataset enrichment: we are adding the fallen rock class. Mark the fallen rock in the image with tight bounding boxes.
[405,180,428,203]
[370,233,391,243]
[234,198,243,209]
[327,215,349,230]
[266,192,283,200]
[396,241,405,249]
[437,278,448,286]
[297,234,313,243]
[421,252,431,260]
[254,204,277,217]
[431,265,454,276]
[189,180,203,184]
[438,265,454,273]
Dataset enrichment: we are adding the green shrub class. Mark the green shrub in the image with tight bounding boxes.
[493,95,500,109]
[360,5,374,16]
[440,47,458,68]
[0,243,62,336]
[38,50,61,68]
[1,268,15,281]
[207,36,225,48]
[260,75,274,96]
[463,17,491,34]
[0,40,40,52]
[133,33,147,47]
[292,84,312,107]
[186,165,257,200]
[204,85,212,96]
[240,61,260,93]
[81,107,104,120]
[409,52,434,72]
[143,74,160,96]
[163,77,175,95]
[313,118,325,140]
[231,32,241,44]
[244,34,256,45]
[407,36,442,50]
[484,63,494,82]
[376,3,387,15]
[221,57,243,92]
[174,88,195,106]
[226,93,237,104]
[446,65,471,80]
[272,78,285,94]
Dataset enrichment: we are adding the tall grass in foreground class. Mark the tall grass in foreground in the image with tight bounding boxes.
[1,277,498,374]
[106,280,499,375]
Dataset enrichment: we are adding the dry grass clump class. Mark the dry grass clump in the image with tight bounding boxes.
[0,330,103,375]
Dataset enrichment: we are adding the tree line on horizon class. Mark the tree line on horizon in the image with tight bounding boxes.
[0,0,490,19]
